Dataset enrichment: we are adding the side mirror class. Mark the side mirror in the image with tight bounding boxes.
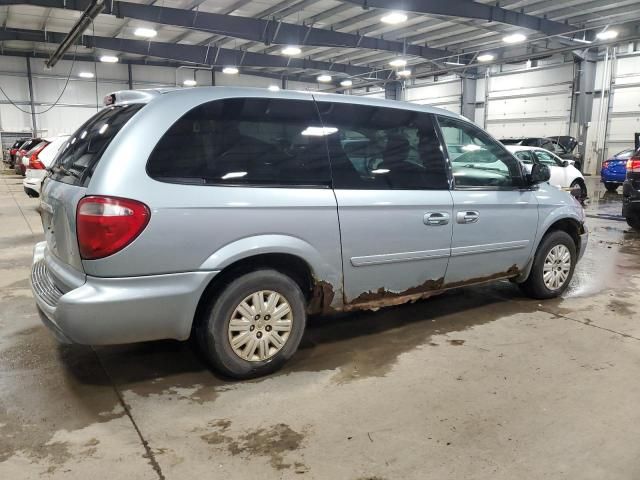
[561,160,569,167]
[528,163,551,185]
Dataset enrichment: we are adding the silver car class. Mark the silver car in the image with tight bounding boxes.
[31,87,587,378]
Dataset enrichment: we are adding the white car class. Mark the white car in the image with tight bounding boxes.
[506,145,587,198]
[23,135,70,197]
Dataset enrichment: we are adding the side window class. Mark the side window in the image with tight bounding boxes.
[514,150,534,164]
[534,150,561,166]
[437,116,522,188]
[147,98,331,187]
[316,101,448,190]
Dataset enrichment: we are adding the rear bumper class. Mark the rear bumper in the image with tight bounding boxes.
[600,171,625,183]
[622,180,640,217]
[31,241,218,345]
[23,172,45,195]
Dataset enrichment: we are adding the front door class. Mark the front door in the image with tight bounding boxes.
[315,99,453,307]
[437,116,539,285]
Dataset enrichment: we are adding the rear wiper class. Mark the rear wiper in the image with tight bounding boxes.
[54,165,80,179]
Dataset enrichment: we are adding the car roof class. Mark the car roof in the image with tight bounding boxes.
[106,86,466,121]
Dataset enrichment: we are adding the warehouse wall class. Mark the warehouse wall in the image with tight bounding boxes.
[405,76,462,114]
[0,55,317,142]
[583,52,640,174]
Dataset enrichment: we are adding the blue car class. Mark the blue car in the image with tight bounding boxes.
[601,148,635,192]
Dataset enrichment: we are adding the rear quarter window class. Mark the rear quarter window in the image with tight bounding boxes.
[50,104,143,186]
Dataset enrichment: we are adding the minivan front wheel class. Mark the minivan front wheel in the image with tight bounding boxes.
[519,230,576,299]
[197,270,307,379]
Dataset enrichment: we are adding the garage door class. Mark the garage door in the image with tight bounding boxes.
[484,64,574,140]
[406,78,462,115]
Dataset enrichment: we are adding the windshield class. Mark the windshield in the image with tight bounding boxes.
[50,104,144,186]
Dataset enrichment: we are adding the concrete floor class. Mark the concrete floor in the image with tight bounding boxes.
[1,172,639,480]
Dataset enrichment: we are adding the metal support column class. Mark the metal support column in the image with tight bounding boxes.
[461,76,477,122]
[281,75,287,90]
[574,57,597,173]
[385,81,401,101]
[26,57,37,136]
[127,63,133,89]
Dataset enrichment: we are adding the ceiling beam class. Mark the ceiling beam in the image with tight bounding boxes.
[0,0,452,60]
[338,0,575,36]
[110,1,450,59]
[0,27,383,78]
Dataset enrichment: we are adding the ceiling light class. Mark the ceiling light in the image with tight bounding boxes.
[397,69,411,77]
[596,29,618,40]
[134,27,157,38]
[222,66,239,74]
[268,85,280,91]
[301,126,338,136]
[100,55,119,63]
[389,58,407,68]
[477,54,494,62]
[503,33,527,44]
[221,171,247,180]
[281,46,301,56]
[381,12,407,25]
[183,79,197,87]
[78,71,94,78]
[444,61,465,66]
[317,74,332,82]
[340,79,353,87]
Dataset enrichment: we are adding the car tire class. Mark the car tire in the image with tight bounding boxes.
[519,230,577,300]
[604,182,619,193]
[196,269,307,379]
[570,179,587,198]
[626,213,640,231]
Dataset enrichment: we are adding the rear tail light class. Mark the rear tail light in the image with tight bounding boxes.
[28,153,45,169]
[626,157,640,173]
[602,160,609,168]
[77,196,150,260]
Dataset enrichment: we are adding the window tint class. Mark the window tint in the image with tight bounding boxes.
[514,150,534,164]
[51,104,143,186]
[147,98,331,187]
[534,150,561,166]
[437,116,522,188]
[316,102,448,190]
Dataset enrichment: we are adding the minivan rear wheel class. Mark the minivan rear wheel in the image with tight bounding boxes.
[519,230,576,299]
[196,269,307,379]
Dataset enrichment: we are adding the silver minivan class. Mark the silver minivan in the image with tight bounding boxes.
[31,87,587,378]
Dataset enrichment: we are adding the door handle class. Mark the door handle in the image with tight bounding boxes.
[424,212,450,226]
[456,211,480,224]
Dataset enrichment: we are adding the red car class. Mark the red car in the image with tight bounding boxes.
[6,138,29,168]
[13,138,44,175]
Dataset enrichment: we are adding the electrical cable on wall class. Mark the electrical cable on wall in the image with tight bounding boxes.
[0,44,78,115]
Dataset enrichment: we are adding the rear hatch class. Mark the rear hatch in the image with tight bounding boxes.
[40,104,144,276]
[555,136,578,153]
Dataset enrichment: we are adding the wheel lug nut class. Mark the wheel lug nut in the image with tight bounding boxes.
[254,314,260,320]
[264,315,270,320]
[256,331,262,338]
[265,325,272,332]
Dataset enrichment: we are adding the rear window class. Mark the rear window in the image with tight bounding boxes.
[50,104,143,186]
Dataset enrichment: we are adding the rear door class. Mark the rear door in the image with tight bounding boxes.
[41,104,143,273]
[316,99,453,306]
[437,116,538,285]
